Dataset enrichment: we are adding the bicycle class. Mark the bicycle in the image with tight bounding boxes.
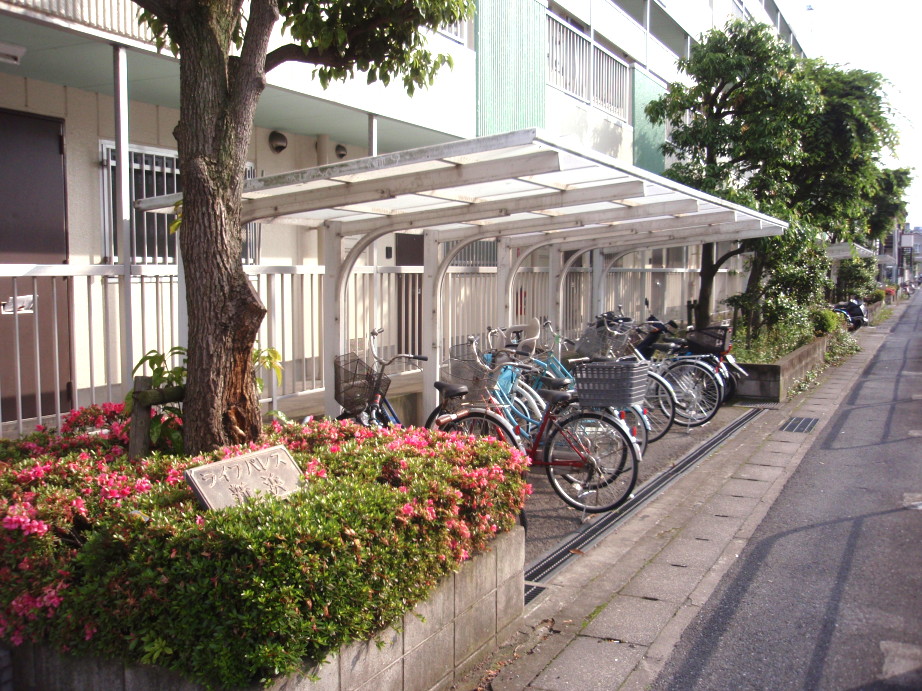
[427,336,642,514]
[596,311,724,428]
[332,327,428,427]
[555,316,674,442]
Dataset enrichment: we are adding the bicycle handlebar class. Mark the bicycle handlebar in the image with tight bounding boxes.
[367,328,428,367]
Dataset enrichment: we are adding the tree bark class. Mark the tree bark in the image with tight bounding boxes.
[694,243,717,329]
[171,0,277,453]
[694,242,748,330]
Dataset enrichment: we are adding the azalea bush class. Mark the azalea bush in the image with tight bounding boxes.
[0,406,530,689]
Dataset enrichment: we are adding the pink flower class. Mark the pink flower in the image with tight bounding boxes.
[84,623,97,641]
[400,503,415,516]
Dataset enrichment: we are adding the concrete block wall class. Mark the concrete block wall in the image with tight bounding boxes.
[5,527,525,691]
[736,335,830,401]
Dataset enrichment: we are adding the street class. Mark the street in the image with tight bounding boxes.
[650,301,922,690]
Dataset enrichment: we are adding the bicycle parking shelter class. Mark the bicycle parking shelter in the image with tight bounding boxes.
[137,128,788,417]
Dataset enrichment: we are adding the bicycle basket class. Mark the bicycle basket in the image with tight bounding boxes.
[572,360,650,409]
[574,324,631,358]
[445,343,497,404]
[334,353,389,416]
[685,326,731,355]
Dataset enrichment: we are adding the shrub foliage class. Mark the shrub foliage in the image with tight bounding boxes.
[0,408,530,688]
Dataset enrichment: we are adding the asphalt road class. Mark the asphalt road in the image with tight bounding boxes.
[648,304,922,690]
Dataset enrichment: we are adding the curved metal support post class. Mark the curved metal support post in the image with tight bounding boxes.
[322,223,347,415]
[557,246,594,334]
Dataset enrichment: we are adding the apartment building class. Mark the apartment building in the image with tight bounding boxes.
[0,0,800,432]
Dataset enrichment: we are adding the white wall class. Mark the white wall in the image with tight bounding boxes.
[267,30,476,141]
[544,88,634,162]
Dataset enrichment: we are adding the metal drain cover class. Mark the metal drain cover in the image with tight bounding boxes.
[780,417,819,433]
[524,585,546,604]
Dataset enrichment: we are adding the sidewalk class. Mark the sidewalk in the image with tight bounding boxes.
[475,308,901,691]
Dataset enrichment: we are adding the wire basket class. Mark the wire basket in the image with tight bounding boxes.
[444,343,497,405]
[573,325,631,358]
[685,326,732,355]
[572,360,650,409]
[334,353,388,415]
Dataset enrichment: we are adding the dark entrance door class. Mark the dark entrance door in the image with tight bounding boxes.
[0,109,73,423]
[394,233,423,354]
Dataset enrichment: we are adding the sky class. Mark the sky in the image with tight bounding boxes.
[776,0,920,228]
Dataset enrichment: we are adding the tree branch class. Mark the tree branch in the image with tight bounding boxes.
[133,0,175,21]
[265,43,351,73]
[714,244,748,272]
[264,2,422,73]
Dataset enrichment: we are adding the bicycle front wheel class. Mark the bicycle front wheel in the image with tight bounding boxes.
[544,411,639,513]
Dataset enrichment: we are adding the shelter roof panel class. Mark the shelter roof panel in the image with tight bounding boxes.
[135,128,788,250]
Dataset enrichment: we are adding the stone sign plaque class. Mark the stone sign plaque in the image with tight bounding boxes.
[184,445,303,510]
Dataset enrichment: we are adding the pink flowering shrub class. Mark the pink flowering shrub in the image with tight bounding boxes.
[0,409,529,689]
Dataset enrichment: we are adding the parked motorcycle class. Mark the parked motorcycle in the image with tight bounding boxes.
[833,296,868,330]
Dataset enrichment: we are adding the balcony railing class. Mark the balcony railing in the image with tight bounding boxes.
[4,0,154,43]
[547,14,631,122]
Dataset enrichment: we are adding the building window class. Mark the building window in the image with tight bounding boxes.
[102,143,260,265]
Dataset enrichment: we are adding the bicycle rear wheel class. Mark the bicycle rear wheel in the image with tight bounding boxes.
[644,372,677,442]
[663,361,721,427]
[432,408,524,452]
[616,405,648,456]
[544,411,639,513]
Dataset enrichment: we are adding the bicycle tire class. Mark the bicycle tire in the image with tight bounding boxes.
[663,360,721,427]
[544,411,639,513]
[644,372,677,442]
[430,408,525,452]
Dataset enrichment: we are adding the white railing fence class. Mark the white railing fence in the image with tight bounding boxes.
[1,259,734,437]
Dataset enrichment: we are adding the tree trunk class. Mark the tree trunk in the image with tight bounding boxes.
[694,242,718,329]
[743,252,767,340]
[172,0,277,453]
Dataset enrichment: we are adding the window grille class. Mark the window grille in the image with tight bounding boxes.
[102,143,260,265]
[445,240,498,267]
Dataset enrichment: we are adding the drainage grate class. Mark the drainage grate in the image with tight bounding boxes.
[780,417,819,433]
[524,585,546,605]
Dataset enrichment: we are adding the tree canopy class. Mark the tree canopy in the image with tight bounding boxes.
[645,18,910,330]
[133,0,473,452]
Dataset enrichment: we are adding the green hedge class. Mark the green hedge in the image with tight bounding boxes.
[0,407,530,689]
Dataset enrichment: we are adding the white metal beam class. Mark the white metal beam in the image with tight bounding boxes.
[503,210,741,249]
[434,198,700,243]
[331,179,649,237]
[239,150,563,224]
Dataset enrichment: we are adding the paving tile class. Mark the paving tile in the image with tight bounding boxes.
[720,477,772,498]
[701,492,761,517]
[653,535,730,569]
[680,513,745,542]
[731,463,784,482]
[620,562,707,603]
[581,595,679,645]
[530,636,646,690]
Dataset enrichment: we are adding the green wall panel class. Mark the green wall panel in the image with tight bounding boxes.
[476,0,546,136]
[632,68,666,174]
